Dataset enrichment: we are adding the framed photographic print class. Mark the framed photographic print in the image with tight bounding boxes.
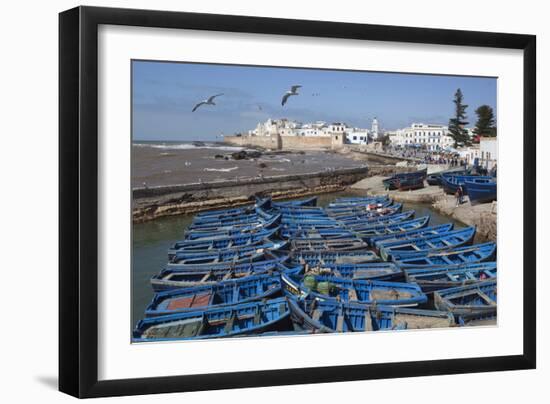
[59,6,536,398]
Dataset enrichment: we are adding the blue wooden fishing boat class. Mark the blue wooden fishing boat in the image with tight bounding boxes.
[396,176,424,191]
[291,250,380,265]
[287,298,454,333]
[183,214,281,240]
[282,221,346,230]
[133,297,291,341]
[170,240,288,264]
[194,204,256,219]
[281,216,340,225]
[188,215,269,231]
[171,227,279,253]
[393,242,496,268]
[440,174,493,195]
[192,197,269,220]
[463,180,497,205]
[379,226,476,261]
[290,237,368,251]
[281,272,427,306]
[280,227,356,240]
[355,216,430,243]
[328,195,390,209]
[191,212,260,226]
[337,203,403,223]
[285,262,403,281]
[326,199,394,215]
[153,261,296,291]
[404,262,497,292]
[271,196,318,207]
[344,210,416,230]
[434,280,497,320]
[383,168,427,190]
[145,274,282,317]
[426,170,470,186]
[186,215,277,232]
[426,173,441,186]
[370,223,454,249]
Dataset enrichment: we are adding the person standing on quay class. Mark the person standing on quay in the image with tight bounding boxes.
[455,185,464,207]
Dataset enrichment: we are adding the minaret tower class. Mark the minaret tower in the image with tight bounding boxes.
[371,117,379,139]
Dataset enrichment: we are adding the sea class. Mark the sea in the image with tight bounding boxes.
[132,140,365,188]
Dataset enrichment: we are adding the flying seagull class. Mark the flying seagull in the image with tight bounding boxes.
[281,85,301,106]
[192,93,224,112]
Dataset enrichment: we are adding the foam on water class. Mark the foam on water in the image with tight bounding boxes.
[133,142,245,152]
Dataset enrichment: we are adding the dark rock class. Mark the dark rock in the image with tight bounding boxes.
[231,150,248,160]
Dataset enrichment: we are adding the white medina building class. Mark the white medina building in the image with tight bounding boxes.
[248,118,372,144]
[248,118,304,137]
[389,123,454,151]
[480,137,497,169]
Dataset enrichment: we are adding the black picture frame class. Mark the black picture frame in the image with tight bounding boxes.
[59,5,536,398]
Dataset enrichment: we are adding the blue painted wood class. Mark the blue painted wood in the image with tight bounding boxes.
[404,262,497,292]
[344,210,416,230]
[286,262,403,281]
[336,203,403,222]
[145,274,282,316]
[291,250,380,265]
[434,280,497,319]
[440,174,493,195]
[171,227,279,253]
[133,297,291,341]
[369,222,452,247]
[272,196,318,207]
[379,226,476,261]
[170,240,288,263]
[152,261,298,291]
[393,242,496,268]
[328,195,389,207]
[281,272,427,306]
[183,213,281,240]
[463,180,497,205]
[290,237,369,251]
[280,227,356,239]
[287,298,454,333]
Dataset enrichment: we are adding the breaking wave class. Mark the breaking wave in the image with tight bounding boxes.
[133,142,245,152]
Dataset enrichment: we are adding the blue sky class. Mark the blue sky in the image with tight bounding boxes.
[132,60,496,141]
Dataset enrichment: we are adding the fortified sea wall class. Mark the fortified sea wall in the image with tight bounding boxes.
[224,134,342,150]
[133,165,410,223]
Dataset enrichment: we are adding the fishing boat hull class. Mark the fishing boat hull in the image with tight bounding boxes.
[133,297,291,341]
[394,242,496,268]
[370,223,454,249]
[281,272,427,306]
[145,274,282,316]
[287,298,454,333]
[434,280,497,319]
[291,250,380,266]
[464,180,497,205]
[379,226,476,261]
[404,262,497,292]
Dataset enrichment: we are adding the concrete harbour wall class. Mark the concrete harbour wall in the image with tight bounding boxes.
[133,165,409,223]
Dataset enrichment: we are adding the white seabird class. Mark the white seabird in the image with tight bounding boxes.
[192,93,224,112]
[281,85,301,106]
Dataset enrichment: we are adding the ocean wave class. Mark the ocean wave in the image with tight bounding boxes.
[133,142,245,152]
[204,167,239,172]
